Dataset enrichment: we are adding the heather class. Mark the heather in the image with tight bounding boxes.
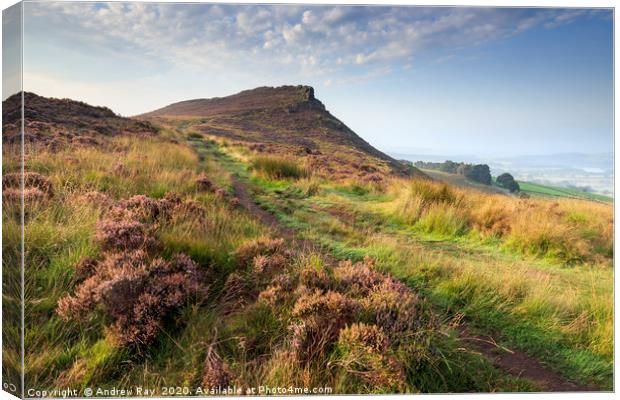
[13,133,266,390]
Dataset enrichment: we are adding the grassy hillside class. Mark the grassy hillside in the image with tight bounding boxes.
[3,91,613,394]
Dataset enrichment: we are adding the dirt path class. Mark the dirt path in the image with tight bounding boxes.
[229,172,599,393]
[231,175,335,262]
[460,331,597,392]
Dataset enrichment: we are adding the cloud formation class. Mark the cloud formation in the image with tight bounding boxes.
[24,3,605,84]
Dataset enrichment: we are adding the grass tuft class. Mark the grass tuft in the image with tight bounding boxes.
[252,155,309,180]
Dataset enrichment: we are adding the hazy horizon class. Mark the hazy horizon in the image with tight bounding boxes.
[3,2,614,157]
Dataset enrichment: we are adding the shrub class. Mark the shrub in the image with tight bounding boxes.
[57,251,207,346]
[57,192,213,347]
[334,257,384,296]
[496,173,520,193]
[234,238,286,268]
[252,156,308,180]
[290,290,359,362]
[334,323,406,391]
[361,278,425,340]
[202,345,233,389]
[118,195,162,221]
[2,187,47,204]
[195,174,214,192]
[77,191,114,209]
[73,256,99,283]
[3,171,54,197]
[94,219,157,252]
[338,323,389,353]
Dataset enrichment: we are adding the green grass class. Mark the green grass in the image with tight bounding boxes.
[229,166,612,390]
[251,155,308,180]
[518,181,613,203]
[16,133,268,391]
[10,122,612,394]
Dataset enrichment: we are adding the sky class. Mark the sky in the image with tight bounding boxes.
[4,2,614,156]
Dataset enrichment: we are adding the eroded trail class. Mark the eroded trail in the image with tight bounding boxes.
[460,331,596,392]
[229,173,599,393]
[230,175,336,263]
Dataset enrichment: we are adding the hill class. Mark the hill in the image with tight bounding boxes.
[3,90,612,393]
[143,85,424,181]
[2,92,157,147]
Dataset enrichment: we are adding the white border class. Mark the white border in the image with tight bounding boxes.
[0,1,616,400]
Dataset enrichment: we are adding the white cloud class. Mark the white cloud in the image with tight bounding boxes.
[22,4,606,90]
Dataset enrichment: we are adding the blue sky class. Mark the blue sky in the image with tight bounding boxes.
[13,3,614,156]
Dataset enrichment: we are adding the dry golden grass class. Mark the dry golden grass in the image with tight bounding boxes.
[251,155,309,180]
[386,178,613,265]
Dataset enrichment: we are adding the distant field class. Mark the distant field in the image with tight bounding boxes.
[519,181,613,203]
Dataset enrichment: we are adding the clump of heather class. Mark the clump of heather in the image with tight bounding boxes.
[57,251,206,346]
[72,256,98,283]
[257,273,296,308]
[95,219,158,252]
[338,323,389,353]
[195,174,215,192]
[214,188,227,200]
[57,193,210,347]
[77,191,114,209]
[3,172,54,205]
[118,195,162,220]
[234,238,287,269]
[333,257,384,295]
[3,171,54,197]
[335,323,406,391]
[290,290,359,363]
[252,253,287,277]
[361,278,426,340]
[228,197,241,208]
[2,187,47,204]
[202,345,233,389]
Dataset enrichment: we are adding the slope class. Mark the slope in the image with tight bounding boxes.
[143,85,424,181]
